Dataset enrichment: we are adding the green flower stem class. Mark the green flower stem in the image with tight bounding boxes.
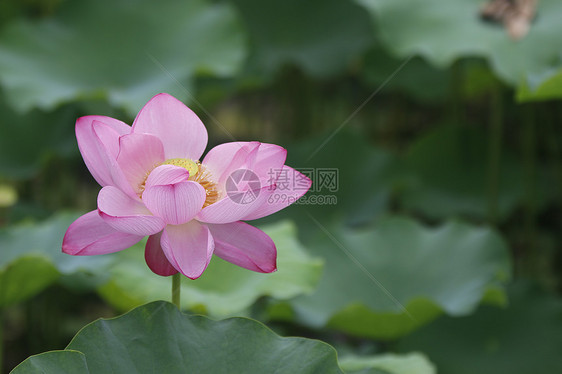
[487,83,503,224]
[172,273,181,309]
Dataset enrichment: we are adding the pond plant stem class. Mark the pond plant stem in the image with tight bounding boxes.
[172,273,181,309]
[487,83,503,224]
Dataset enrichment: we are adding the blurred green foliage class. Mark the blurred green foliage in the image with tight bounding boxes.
[1,0,561,372]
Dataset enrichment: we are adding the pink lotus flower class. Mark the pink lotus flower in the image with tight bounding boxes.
[62,93,311,279]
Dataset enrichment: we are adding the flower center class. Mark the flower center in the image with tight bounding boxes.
[142,158,220,208]
[161,158,199,177]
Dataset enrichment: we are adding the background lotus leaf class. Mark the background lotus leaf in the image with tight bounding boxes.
[340,352,436,374]
[230,0,374,78]
[0,0,246,114]
[356,0,562,87]
[285,216,511,339]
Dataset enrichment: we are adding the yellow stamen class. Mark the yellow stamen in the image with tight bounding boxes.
[192,164,220,208]
[140,158,220,208]
[162,158,199,177]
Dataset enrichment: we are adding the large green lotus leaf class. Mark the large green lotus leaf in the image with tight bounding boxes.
[98,220,323,318]
[517,67,562,102]
[0,94,78,178]
[0,213,113,306]
[399,124,528,221]
[10,351,89,374]
[11,301,344,374]
[355,0,562,86]
[397,282,562,374]
[285,216,511,339]
[229,0,374,77]
[340,352,436,374]
[0,0,245,114]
